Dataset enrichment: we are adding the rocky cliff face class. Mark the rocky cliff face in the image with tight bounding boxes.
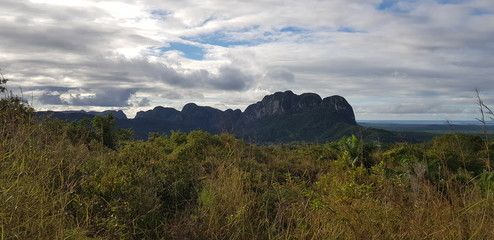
[135,106,180,121]
[321,95,356,124]
[94,110,127,120]
[181,103,226,131]
[243,91,310,121]
[242,90,355,125]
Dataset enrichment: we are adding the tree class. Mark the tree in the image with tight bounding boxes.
[0,70,34,126]
[92,114,116,149]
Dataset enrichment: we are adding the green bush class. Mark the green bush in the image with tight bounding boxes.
[428,134,486,174]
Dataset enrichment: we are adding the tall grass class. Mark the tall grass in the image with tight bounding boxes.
[1,100,494,239]
[0,115,90,239]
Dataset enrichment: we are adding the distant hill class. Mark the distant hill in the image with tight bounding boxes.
[37,110,127,121]
[36,91,433,143]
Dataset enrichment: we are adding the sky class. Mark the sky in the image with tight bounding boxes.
[1,0,494,120]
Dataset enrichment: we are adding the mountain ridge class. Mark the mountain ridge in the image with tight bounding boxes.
[36,91,419,143]
[134,90,355,123]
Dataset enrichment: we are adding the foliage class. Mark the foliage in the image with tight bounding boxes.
[92,114,117,149]
[428,133,487,174]
[0,71,35,132]
[1,92,494,239]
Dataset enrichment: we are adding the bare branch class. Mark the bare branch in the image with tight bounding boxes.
[0,69,8,93]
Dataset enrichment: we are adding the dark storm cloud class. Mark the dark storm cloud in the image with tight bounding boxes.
[211,66,253,90]
[125,59,254,90]
[70,88,136,107]
[0,1,111,54]
[3,0,105,21]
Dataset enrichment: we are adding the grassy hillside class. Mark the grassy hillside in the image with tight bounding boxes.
[1,98,494,239]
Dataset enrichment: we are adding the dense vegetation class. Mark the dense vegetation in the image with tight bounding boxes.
[1,80,494,239]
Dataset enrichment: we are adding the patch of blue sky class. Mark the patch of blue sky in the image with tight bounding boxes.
[280,26,308,34]
[153,42,205,60]
[471,8,493,16]
[376,0,416,13]
[263,31,274,37]
[435,0,465,4]
[187,34,252,47]
[184,25,317,48]
[377,0,400,10]
[183,29,266,48]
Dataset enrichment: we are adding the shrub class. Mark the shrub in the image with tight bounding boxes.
[428,134,486,174]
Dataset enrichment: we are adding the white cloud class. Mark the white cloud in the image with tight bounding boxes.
[1,0,494,120]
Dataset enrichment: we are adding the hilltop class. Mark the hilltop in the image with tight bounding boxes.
[37,91,428,143]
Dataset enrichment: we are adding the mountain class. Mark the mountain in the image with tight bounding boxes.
[36,91,426,143]
[135,106,180,121]
[129,90,360,142]
[234,91,358,142]
[37,110,127,121]
[242,91,355,124]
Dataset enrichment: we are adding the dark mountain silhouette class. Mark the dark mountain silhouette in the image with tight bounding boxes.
[36,91,427,143]
[234,91,358,142]
[37,110,127,121]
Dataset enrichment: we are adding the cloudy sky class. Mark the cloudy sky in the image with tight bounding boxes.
[1,0,494,120]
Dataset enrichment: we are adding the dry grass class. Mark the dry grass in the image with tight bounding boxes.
[1,110,493,239]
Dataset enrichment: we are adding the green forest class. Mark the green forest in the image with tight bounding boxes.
[1,83,494,239]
